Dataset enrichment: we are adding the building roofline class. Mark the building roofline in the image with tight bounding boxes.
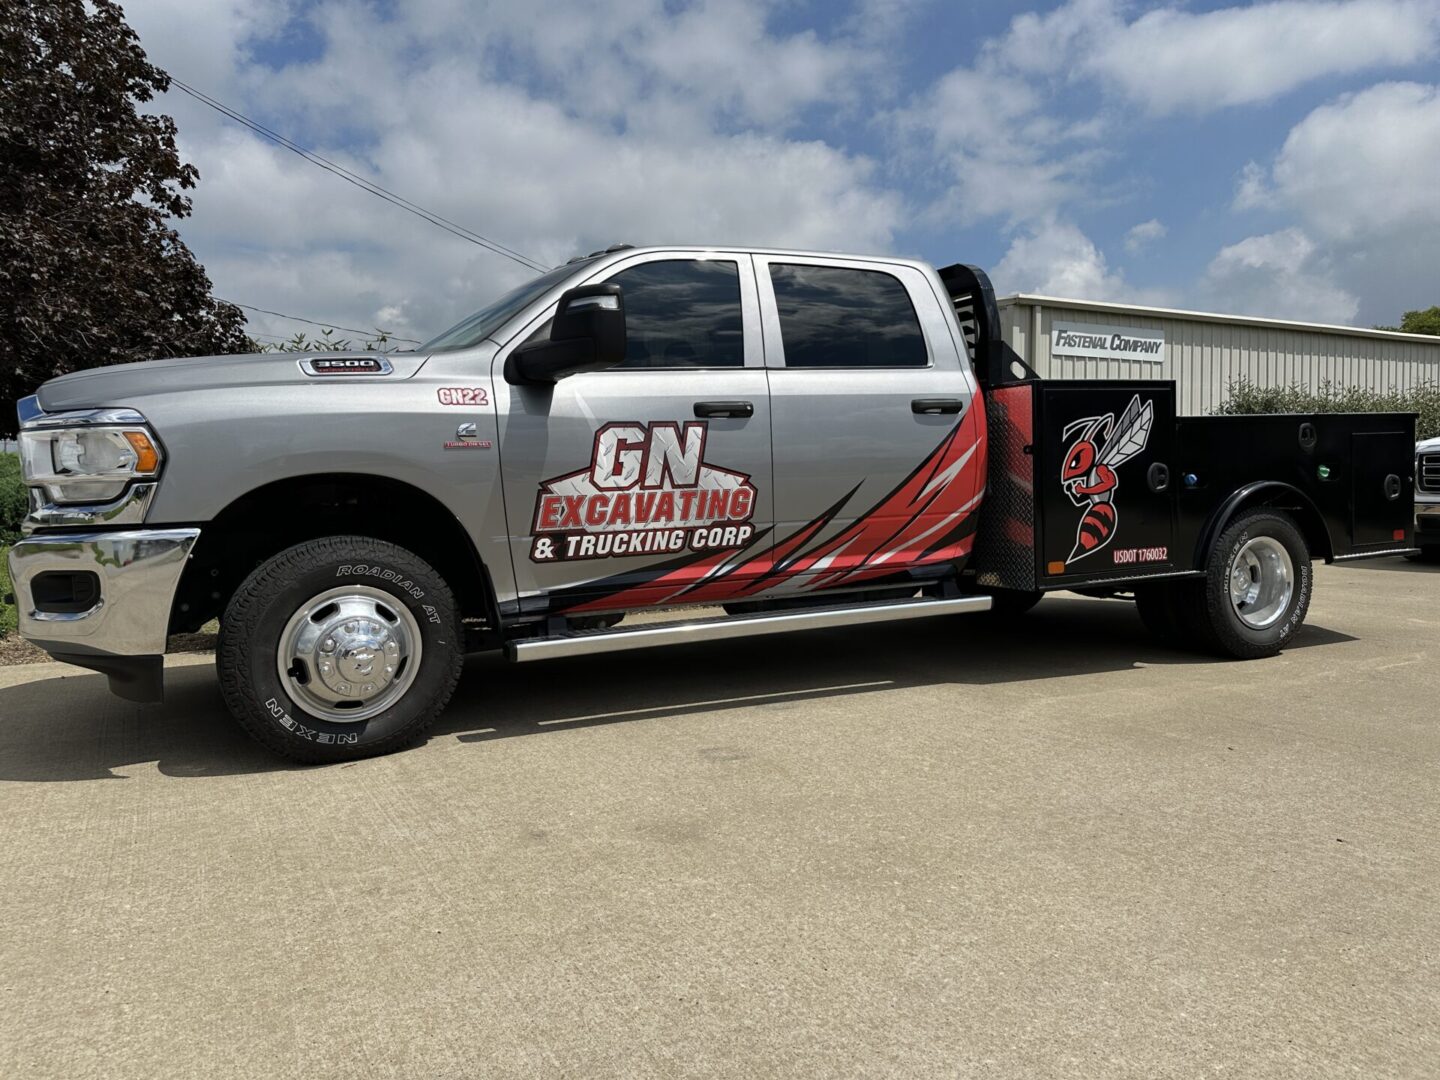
[996,293,1440,345]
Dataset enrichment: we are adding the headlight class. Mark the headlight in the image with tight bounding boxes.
[19,426,162,504]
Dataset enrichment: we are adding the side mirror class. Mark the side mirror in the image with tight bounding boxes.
[505,283,626,385]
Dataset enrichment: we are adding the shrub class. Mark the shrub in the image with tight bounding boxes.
[0,453,25,545]
[1214,378,1440,442]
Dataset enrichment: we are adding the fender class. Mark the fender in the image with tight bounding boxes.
[1194,481,1333,567]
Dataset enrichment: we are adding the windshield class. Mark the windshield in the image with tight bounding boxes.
[419,261,589,352]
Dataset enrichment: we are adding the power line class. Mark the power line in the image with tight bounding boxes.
[169,78,550,274]
[222,299,424,344]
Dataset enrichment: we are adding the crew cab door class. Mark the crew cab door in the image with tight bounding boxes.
[754,255,984,596]
[493,252,773,615]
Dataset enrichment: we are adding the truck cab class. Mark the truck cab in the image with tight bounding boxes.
[7,246,1418,762]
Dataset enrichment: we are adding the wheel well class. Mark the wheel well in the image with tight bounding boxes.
[1201,483,1333,565]
[170,474,495,634]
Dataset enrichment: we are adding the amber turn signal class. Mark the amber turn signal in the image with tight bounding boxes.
[123,430,160,473]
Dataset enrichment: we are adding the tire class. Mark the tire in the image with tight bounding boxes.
[1177,509,1312,660]
[217,536,464,763]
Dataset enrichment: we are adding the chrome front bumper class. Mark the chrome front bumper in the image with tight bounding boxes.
[6,528,200,700]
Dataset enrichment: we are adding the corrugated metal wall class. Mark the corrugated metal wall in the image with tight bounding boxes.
[998,299,1440,417]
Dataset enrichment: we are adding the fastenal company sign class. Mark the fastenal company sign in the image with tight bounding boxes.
[1052,321,1165,364]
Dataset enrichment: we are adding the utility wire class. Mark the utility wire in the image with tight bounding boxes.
[222,299,424,344]
[169,78,550,273]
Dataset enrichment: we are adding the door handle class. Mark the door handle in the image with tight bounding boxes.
[911,398,965,415]
[694,401,754,419]
[1147,462,1171,493]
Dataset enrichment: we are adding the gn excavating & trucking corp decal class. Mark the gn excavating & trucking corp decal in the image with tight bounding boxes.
[529,421,757,563]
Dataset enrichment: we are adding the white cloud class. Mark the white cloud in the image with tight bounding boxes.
[109,0,1440,339]
[902,0,1440,235]
[118,0,907,343]
[993,219,1130,300]
[1261,82,1440,243]
[1230,81,1440,322]
[1201,228,1358,323]
[982,0,1440,117]
[1232,161,1273,211]
[1083,0,1440,116]
[1123,219,1166,253]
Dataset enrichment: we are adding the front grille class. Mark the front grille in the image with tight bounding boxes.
[1420,453,1440,493]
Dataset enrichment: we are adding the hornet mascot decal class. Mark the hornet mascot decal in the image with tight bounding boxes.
[1060,394,1154,564]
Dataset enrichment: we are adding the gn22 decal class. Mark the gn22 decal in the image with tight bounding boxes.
[438,387,489,406]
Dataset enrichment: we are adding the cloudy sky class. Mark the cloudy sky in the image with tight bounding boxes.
[120,0,1440,347]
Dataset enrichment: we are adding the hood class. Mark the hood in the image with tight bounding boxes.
[34,352,431,412]
[1419,436,1440,454]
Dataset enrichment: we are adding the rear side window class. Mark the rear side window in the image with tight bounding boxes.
[770,264,928,369]
[606,259,745,368]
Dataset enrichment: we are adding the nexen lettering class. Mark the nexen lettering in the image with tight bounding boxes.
[529,421,758,563]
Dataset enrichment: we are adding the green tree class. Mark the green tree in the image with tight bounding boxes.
[0,452,26,545]
[1374,306,1440,335]
[0,0,249,437]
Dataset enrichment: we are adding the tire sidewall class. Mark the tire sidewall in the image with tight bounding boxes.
[221,541,459,755]
[1210,512,1311,651]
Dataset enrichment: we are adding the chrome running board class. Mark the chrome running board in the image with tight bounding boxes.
[506,594,993,663]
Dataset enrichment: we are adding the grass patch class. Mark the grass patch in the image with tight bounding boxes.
[0,544,15,638]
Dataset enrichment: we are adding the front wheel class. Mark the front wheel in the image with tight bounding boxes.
[1178,509,1312,659]
[217,536,464,763]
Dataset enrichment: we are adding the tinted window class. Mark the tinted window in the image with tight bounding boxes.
[607,260,744,368]
[770,264,928,368]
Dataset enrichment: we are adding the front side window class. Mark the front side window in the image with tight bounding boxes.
[769,263,928,369]
[606,259,744,369]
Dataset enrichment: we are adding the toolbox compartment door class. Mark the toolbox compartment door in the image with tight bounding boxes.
[1350,429,1414,547]
[1036,382,1177,582]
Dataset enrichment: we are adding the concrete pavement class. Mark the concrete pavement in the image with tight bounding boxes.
[1,560,1438,1078]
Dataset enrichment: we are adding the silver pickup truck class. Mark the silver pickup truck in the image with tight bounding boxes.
[7,245,1419,761]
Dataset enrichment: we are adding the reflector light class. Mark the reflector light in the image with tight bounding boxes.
[1047,560,1066,575]
[1394,528,1407,541]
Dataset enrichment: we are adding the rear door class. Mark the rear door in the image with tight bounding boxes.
[493,252,773,614]
[754,255,984,598]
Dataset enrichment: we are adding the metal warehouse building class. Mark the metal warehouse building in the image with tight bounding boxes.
[995,295,1440,417]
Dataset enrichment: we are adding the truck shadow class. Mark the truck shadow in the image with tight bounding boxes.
[0,597,1356,783]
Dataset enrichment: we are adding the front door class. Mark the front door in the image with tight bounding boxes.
[493,252,774,616]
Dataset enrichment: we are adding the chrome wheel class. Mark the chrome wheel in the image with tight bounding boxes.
[276,586,423,723]
[1228,536,1294,630]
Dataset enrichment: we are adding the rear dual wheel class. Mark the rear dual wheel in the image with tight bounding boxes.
[1136,509,1311,659]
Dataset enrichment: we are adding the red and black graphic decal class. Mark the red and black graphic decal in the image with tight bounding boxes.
[530,421,758,564]
[555,402,988,612]
[1059,394,1153,564]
